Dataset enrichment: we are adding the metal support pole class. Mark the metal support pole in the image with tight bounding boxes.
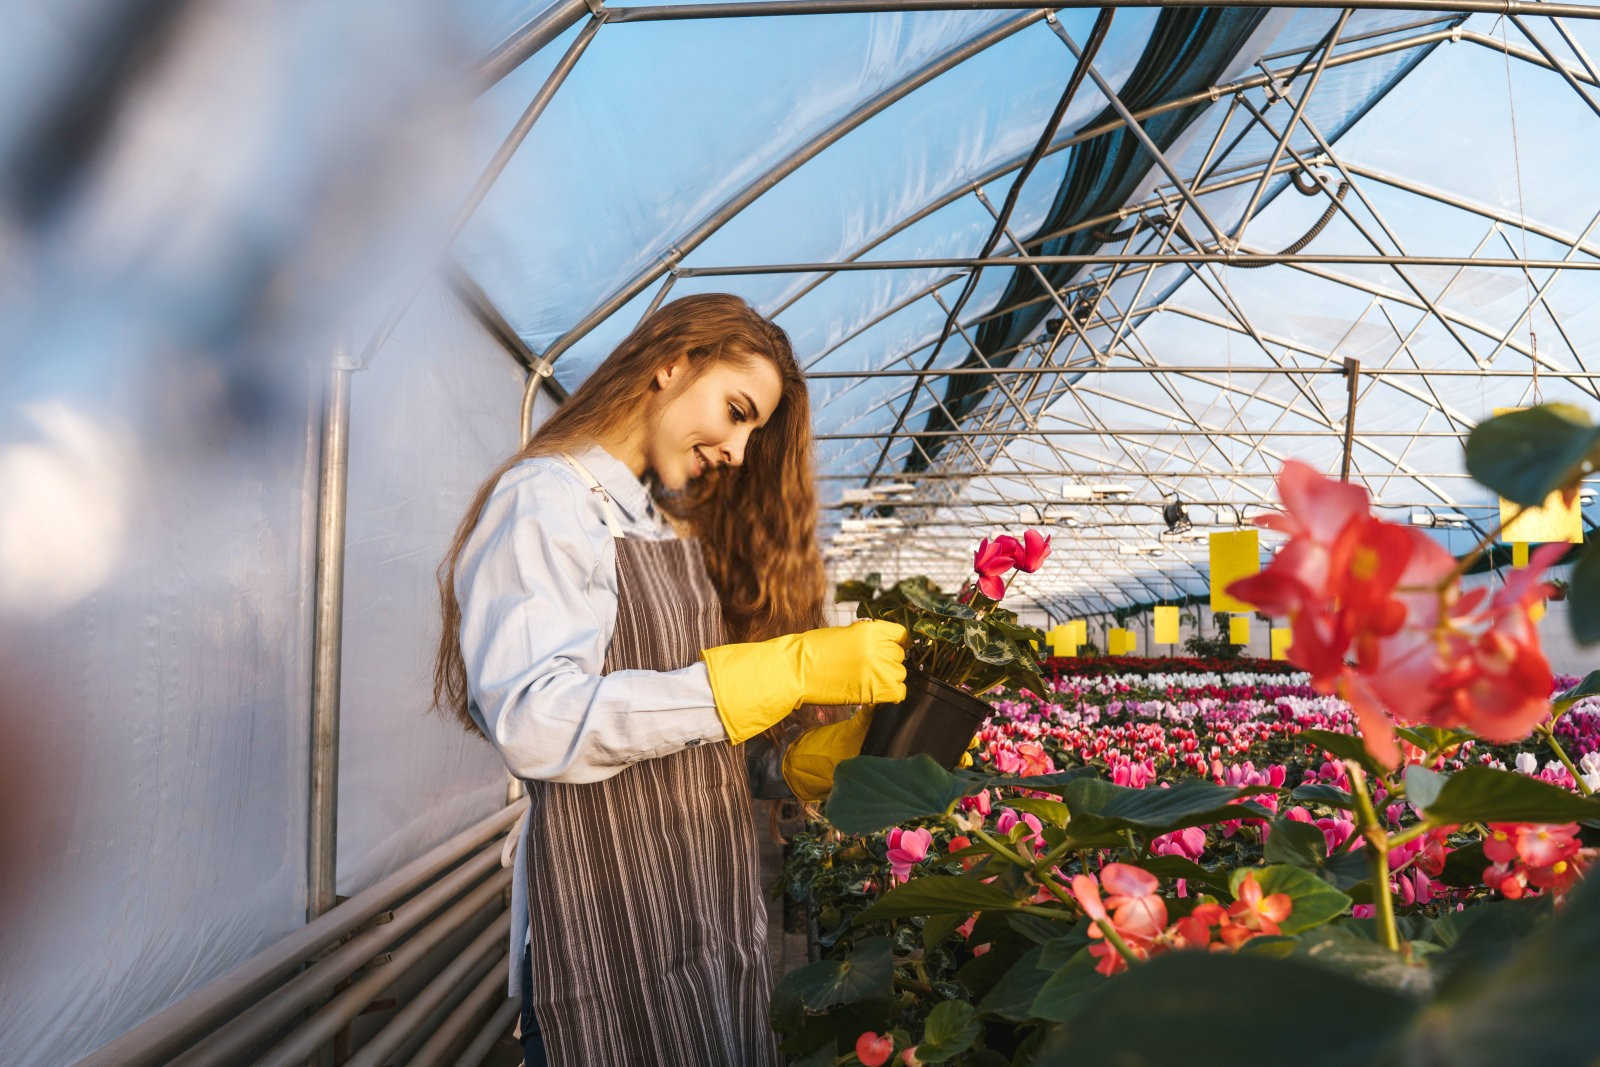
[1341,358,1360,481]
[309,358,352,924]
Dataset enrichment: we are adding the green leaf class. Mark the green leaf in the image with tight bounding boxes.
[1137,855,1233,895]
[1292,926,1433,994]
[896,577,977,619]
[1035,929,1092,971]
[1228,865,1352,935]
[826,755,973,833]
[915,1000,980,1063]
[1004,796,1070,828]
[912,616,962,645]
[1263,818,1328,869]
[1402,765,1449,812]
[1004,911,1076,944]
[1394,724,1477,757]
[1289,782,1355,809]
[1385,860,1600,1063]
[978,945,1051,1021]
[962,622,1014,666]
[1320,849,1375,896]
[1062,776,1275,839]
[1415,765,1600,824]
[1034,953,1417,1065]
[1553,668,1600,715]
[1029,946,1105,1024]
[1435,838,1487,888]
[921,912,962,952]
[1570,545,1600,646]
[835,579,878,604]
[1465,403,1600,506]
[772,936,894,1012]
[1298,728,1386,776]
[856,875,1022,922]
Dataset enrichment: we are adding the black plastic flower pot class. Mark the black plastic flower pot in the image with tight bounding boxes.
[860,667,991,769]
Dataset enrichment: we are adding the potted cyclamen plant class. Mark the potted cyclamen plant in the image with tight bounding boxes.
[836,529,1053,768]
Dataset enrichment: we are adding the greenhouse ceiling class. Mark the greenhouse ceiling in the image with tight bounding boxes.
[455,0,1600,617]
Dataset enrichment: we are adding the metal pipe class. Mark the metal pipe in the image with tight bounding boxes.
[309,360,352,924]
[599,0,1600,21]
[254,875,512,1067]
[1341,358,1361,481]
[166,843,508,1067]
[343,917,510,1067]
[452,997,522,1067]
[808,364,1600,378]
[401,956,510,1067]
[816,469,1498,478]
[72,800,525,1067]
[817,427,1471,439]
[1046,14,1227,246]
[677,252,1600,274]
[478,0,590,87]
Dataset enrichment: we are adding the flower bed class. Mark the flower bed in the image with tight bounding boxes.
[776,661,1600,1065]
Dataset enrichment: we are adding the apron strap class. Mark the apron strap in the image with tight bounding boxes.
[560,453,625,539]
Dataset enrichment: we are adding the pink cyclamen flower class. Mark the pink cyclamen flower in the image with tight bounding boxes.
[856,1032,894,1067]
[886,827,933,884]
[1014,528,1053,573]
[973,537,1018,576]
[995,809,1045,853]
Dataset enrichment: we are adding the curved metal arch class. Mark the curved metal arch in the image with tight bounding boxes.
[534,9,1049,368]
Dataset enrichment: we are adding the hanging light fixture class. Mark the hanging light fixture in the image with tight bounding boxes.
[1161,495,1191,535]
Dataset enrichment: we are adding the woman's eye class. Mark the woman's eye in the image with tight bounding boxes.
[729,403,747,423]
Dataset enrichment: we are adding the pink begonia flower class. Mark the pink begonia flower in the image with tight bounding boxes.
[885,827,933,884]
[1226,872,1291,939]
[1074,864,1168,975]
[856,1032,894,1067]
[1229,461,1561,768]
[900,1047,924,1067]
[1015,740,1054,776]
[955,913,979,940]
[1014,528,1053,573]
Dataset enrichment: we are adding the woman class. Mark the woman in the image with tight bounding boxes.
[434,293,905,1065]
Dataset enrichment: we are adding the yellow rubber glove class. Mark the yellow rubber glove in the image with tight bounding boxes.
[702,620,907,744]
[782,707,874,801]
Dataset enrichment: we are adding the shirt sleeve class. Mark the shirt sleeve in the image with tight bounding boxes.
[456,459,728,783]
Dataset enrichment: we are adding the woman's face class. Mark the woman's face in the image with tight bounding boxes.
[646,354,783,490]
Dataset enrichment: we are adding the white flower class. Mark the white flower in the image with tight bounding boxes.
[1515,752,1539,776]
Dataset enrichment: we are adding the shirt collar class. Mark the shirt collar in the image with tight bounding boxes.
[574,444,660,525]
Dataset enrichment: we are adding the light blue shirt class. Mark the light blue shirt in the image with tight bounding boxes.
[456,444,727,781]
[454,444,730,999]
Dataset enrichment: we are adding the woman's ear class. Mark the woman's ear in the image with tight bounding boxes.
[653,354,688,392]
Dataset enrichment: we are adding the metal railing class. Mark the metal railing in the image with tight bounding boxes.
[74,799,528,1067]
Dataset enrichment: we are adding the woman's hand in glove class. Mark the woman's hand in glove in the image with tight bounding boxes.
[702,620,907,744]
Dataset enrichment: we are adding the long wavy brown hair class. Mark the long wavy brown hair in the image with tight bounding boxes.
[433,293,825,731]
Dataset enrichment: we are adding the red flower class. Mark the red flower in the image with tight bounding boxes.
[973,536,1018,577]
[856,1032,894,1066]
[1014,528,1053,573]
[1230,461,1560,767]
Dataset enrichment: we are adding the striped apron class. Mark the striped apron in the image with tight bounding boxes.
[522,464,779,1066]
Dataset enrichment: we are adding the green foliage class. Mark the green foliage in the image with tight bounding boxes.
[1414,765,1600,824]
[1464,403,1600,507]
[837,573,1050,696]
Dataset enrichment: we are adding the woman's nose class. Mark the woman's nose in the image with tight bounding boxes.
[721,430,752,468]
